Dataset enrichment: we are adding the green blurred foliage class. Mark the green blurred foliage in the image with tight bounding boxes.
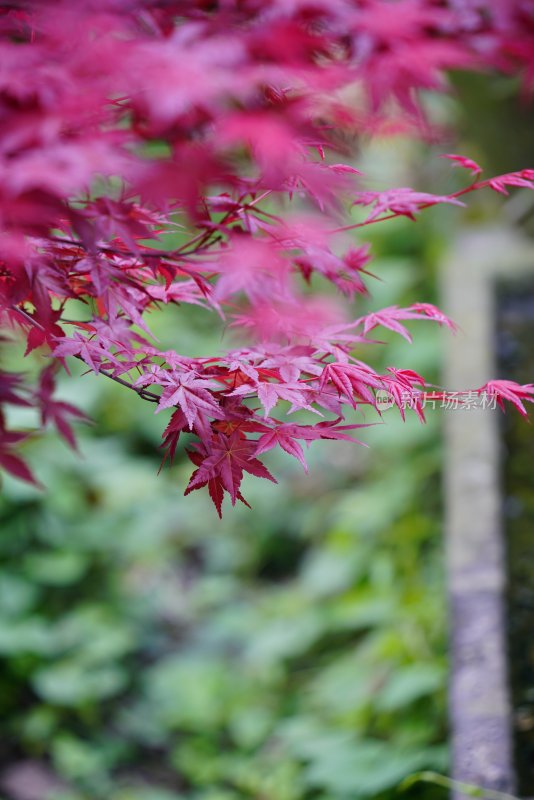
[0,195,452,800]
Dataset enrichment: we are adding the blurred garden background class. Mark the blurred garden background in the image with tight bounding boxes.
[1,74,533,800]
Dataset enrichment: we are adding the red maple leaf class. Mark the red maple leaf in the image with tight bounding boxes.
[185,431,277,516]
[36,365,90,450]
[0,413,40,487]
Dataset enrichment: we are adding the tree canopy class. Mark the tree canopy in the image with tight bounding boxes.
[1,0,534,512]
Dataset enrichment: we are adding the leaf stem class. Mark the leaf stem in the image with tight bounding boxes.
[398,770,520,800]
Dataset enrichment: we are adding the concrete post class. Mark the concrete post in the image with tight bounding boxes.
[441,226,534,797]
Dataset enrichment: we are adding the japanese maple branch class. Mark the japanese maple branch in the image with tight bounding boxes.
[49,234,222,262]
[10,305,161,404]
[51,191,276,262]
[330,180,486,233]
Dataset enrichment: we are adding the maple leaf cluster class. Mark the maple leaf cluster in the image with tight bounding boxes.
[1,0,534,513]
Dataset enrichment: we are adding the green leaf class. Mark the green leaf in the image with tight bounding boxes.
[34,661,127,705]
[0,618,52,655]
[23,551,88,586]
[304,739,443,796]
[399,771,520,800]
[376,664,445,712]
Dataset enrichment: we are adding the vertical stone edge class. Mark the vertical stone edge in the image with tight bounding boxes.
[440,226,534,797]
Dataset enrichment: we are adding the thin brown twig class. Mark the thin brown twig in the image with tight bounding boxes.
[10,305,161,404]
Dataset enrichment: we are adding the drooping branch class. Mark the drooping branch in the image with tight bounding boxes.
[9,306,161,404]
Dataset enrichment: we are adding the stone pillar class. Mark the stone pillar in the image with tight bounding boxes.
[441,227,534,797]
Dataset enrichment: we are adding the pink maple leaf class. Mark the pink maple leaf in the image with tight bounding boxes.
[356,304,454,342]
[353,188,465,221]
[320,362,384,408]
[478,380,534,417]
[440,153,482,176]
[156,370,224,428]
[52,334,115,374]
[486,169,534,196]
[255,419,372,472]
[255,425,309,471]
